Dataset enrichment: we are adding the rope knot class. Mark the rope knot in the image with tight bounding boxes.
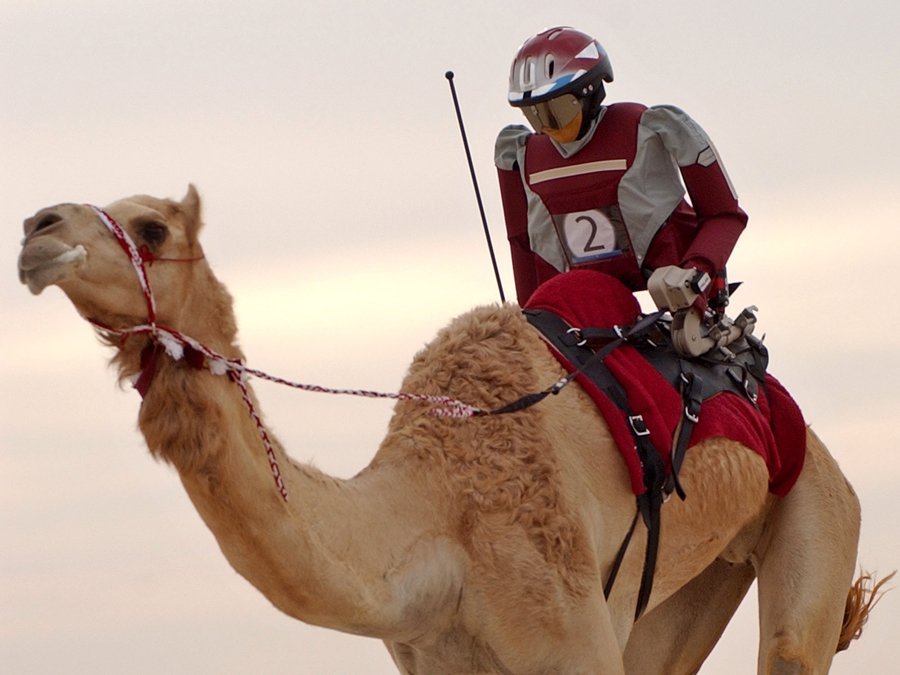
[208,357,229,377]
[157,331,185,361]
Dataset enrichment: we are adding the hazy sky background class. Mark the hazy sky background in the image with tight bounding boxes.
[2,1,898,673]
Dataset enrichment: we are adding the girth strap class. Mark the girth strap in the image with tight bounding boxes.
[524,307,666,621]
[613,391,667,621]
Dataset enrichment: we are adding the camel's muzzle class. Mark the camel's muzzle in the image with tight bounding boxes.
[18,205,88,294]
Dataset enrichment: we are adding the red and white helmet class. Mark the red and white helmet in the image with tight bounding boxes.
[508,27,613,107]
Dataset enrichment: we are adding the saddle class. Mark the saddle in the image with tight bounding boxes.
[519,269,804,621]
[524,307,769,496]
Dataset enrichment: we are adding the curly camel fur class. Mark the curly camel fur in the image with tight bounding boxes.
[17,186,887,674]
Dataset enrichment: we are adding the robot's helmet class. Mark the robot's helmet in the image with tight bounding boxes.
[508,27,613,109]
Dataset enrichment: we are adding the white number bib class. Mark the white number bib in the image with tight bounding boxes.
[553,207,628,266]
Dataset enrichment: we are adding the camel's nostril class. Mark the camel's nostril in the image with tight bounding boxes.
[34,213,63,232]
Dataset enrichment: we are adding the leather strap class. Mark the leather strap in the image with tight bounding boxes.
[525,307,665,620]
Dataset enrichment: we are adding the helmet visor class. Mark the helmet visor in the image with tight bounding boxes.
[521,94,582,132]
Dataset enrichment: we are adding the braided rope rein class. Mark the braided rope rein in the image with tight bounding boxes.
[87,206,486,501]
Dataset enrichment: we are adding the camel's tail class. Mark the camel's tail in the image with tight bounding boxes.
[836,570,895,652]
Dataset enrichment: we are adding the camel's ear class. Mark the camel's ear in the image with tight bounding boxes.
[181,184,203,241]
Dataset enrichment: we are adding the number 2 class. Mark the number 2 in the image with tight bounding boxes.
[576,215,607,253]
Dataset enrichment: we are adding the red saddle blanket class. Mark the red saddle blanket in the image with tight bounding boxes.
[525,270,806,497]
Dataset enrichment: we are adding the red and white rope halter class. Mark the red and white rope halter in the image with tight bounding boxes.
[86,206,485,501]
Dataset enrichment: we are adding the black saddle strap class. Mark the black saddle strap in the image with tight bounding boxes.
[598,393,665,621]
[628,408,667,621]
[522,308,667,622]
[667,365,704,500]
[603,509,639,600]
[482,309,664,417]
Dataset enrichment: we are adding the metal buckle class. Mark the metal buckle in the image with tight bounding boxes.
[566,326,587,347]
[680,372,702,423]
[628,414,651,437]
[684,405,700,424]
[744,378,758,404]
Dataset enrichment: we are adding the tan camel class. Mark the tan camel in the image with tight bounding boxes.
[17,186,886,674]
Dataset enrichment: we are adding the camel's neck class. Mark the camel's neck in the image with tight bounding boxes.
[121,274,448,637]
[111,264,310,582]
[134,358,449,637]
[125,263,280,499]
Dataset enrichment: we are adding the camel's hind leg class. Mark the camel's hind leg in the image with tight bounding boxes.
[623,557,756,674]
[754,428,860,674]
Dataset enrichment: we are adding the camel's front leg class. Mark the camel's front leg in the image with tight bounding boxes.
[623,557,756,674]
[550,591,628,675]
[500,590,628,675]
[754,429,860,674]
[384,588,628,675]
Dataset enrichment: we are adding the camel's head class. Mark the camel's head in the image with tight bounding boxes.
[18,185,206,330]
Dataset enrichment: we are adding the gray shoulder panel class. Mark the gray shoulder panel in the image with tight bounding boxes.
[640,105,716,167]
[494,124,532,170]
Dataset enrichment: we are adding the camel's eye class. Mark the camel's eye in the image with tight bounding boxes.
[139,221,168,246]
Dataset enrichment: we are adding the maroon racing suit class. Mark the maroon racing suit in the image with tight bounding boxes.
[495,102,747,305]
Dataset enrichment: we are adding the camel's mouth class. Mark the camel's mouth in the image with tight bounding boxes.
[18,234,87,295]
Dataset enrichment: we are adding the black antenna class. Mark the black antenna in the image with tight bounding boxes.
[445,71,506,303]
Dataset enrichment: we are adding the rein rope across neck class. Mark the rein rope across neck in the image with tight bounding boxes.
[85,206,491,501]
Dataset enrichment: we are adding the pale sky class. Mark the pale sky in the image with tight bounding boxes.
[2,1,898,673]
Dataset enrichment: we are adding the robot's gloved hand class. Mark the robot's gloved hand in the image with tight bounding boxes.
[648,265,717,356]
[647,265,711,312]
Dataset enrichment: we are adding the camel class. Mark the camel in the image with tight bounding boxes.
[17,185,886,674]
